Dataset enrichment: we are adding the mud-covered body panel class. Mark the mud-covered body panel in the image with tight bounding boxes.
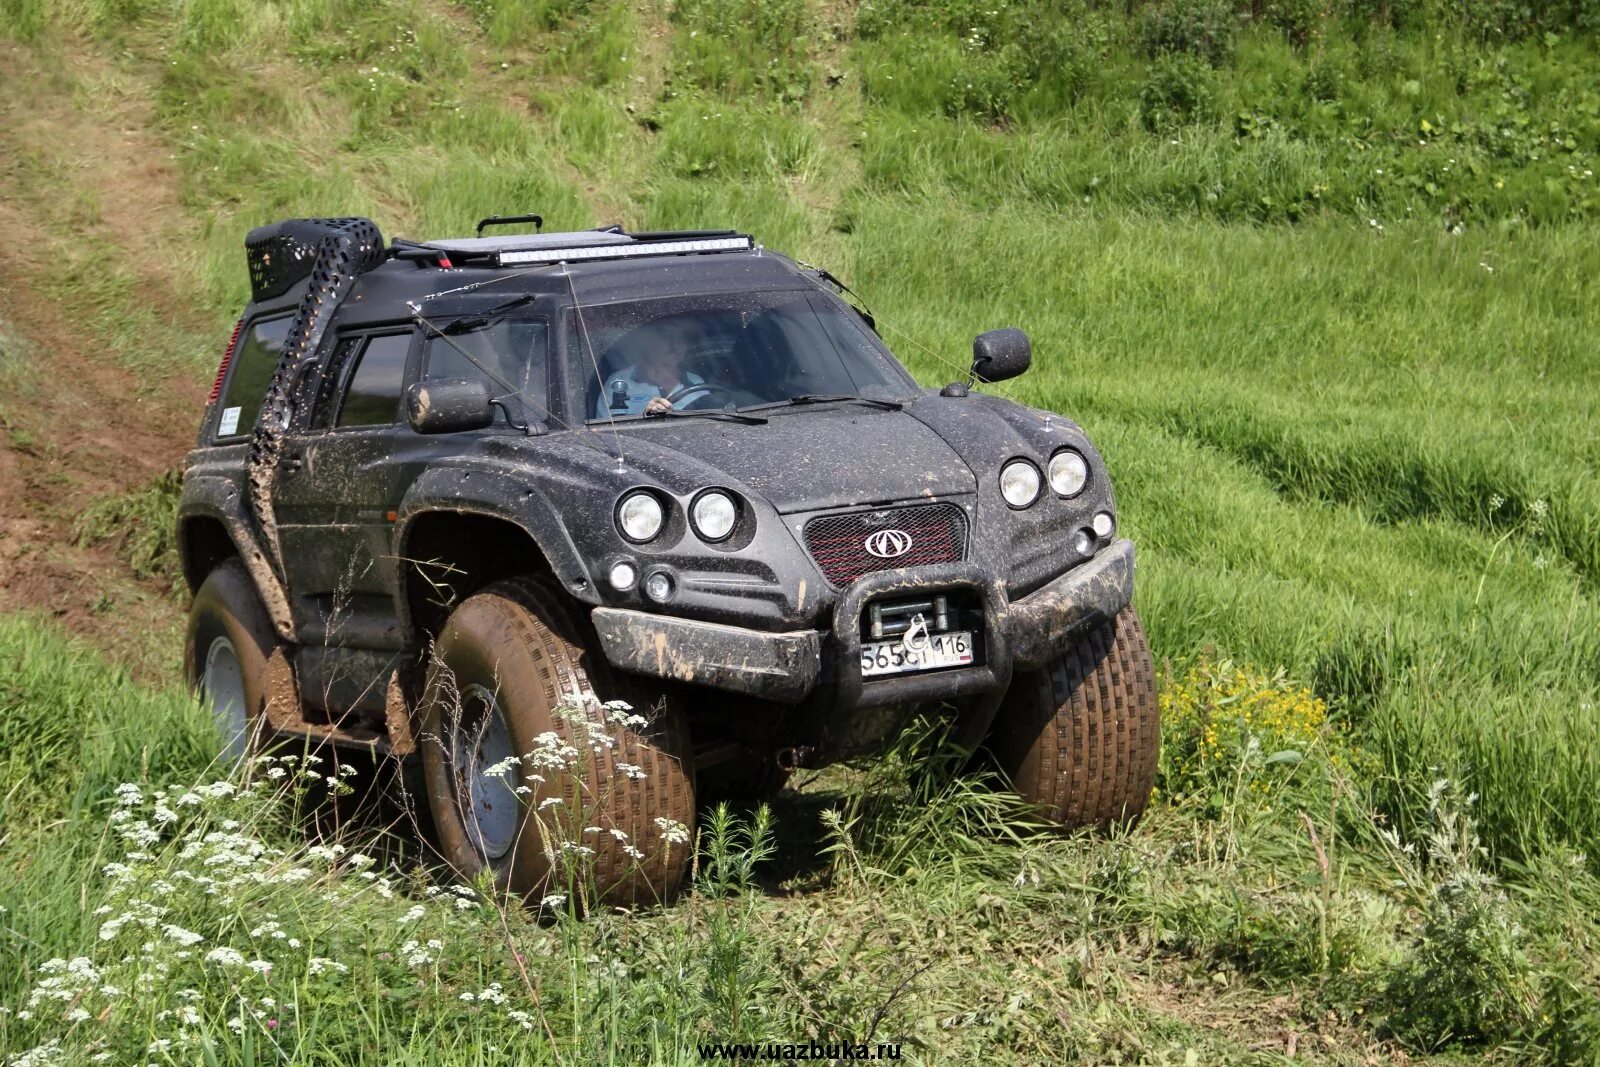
[177,228,1136,762]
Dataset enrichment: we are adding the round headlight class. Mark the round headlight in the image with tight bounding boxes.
[616,491,664,543]
[691,490,738,542]
[1049,450,1089,498]
[1092,511,1115,539]
[999,459,1042,508]
[1073,528,1096,556]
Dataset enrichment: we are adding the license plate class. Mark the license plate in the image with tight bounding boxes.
[860,630,975,677]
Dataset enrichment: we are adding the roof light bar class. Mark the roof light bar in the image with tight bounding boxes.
[497,235,753,266]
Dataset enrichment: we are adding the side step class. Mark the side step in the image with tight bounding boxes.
[260,649,418,758]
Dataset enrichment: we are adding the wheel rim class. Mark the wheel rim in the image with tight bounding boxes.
[452,684,519,862]
[202,635,249,761]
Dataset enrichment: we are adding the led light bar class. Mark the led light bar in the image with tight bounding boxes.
[497,235,753,266]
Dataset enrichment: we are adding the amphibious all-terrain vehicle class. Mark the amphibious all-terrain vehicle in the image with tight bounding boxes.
[178,215,1159,902]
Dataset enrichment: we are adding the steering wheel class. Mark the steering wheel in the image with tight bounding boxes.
[664,382,741,410]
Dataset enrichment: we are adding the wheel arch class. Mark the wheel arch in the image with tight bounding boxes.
[178,514,238,594]
[396,507,582,645]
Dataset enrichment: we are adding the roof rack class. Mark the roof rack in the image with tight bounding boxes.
[389,228,755,268]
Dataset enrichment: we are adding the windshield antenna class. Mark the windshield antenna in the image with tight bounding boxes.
[562,262,626,469]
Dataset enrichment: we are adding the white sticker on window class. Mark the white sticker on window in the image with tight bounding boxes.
[219,406,241,436]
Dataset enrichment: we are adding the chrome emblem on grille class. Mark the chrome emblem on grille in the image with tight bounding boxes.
[863,528,913,559]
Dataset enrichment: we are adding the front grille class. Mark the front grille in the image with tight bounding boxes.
[803,503,968,587]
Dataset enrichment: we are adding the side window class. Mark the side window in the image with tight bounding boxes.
[335,333,412,428]
[216,315,293,439]
[424,320,548,425]
[308,338,362,431]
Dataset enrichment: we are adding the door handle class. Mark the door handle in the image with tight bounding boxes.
[280,450,305,476]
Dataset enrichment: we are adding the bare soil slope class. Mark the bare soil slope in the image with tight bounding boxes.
[0,41,208,675]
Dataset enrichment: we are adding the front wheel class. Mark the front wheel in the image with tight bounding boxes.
[988,606,1160,829]
[418,576,696,907]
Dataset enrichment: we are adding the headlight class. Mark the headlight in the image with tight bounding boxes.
[1048,450,1089,497]
[616,491,664,543]
[691,490,738,542]
[1092,511,1115,539]
[999,459,1042,508]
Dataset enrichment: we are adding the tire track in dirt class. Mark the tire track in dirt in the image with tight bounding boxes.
[0,41,213,678]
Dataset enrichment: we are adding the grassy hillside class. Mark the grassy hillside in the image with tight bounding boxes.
[1,0,1599,1062]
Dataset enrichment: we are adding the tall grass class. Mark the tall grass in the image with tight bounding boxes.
[3,637,1598,1063]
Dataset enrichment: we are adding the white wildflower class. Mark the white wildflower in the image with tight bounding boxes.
[204,947,245,967]
[163,924,204,947]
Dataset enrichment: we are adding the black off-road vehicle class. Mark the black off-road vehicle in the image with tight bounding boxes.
[178,215,1158,903]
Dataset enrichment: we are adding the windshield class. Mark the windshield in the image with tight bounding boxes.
[574,290,913,421]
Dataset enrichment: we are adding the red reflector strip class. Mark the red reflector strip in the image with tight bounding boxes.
[208,318,245,405]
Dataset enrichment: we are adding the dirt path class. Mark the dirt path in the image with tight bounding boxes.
[0,41,211,677]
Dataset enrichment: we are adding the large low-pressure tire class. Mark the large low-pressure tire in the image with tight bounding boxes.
[185,558,277,762]
[418,576,696,907]
[989,606,1160,829]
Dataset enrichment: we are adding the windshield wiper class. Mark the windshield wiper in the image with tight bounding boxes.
[642,407,769,425]
[779,394,903,412]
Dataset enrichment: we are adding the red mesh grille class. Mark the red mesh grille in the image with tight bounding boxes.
[803,503,968,587]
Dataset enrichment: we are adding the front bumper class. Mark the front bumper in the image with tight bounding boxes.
[591,538,1135,709]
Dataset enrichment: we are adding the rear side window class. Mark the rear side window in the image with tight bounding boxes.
[424,320,548,426]
[336,333,412,428]
[216,315,293,439]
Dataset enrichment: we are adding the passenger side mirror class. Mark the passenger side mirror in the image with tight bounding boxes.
[971,328,1032,384]
[406,378,494,434]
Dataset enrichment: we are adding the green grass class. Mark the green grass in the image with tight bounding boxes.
[1,631,1597,1063]
[2,0,1600,1061]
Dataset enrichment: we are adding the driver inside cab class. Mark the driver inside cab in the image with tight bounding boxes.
[595,318,707,418]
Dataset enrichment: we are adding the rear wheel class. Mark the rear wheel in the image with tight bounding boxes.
[185,559,278,761]
[988,607,1160,828]
[419,576,696,906]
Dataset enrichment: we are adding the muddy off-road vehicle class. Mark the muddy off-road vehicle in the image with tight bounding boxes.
[178,215,1158,903]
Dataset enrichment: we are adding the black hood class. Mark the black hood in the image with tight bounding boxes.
[600,406,976,514]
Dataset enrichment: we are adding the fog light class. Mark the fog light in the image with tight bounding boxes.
[1092,512,1115,539]
[644,571,674,603]
[1073,528,1096,556]
[608,561,637,591]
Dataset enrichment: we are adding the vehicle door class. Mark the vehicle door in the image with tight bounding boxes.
[270,325,423,648]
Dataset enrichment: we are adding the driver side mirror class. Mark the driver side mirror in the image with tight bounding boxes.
[407,378,494,435]
[971,328,1032,383]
